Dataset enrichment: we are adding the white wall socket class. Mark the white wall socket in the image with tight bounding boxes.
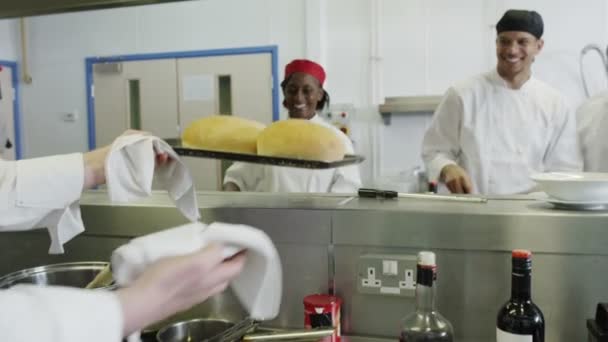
[361,267,381,288]
[358,253,417,297]
[399,268,416,290]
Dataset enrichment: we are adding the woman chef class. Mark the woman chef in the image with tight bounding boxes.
[0,133,246,341]
[223,59,362,193]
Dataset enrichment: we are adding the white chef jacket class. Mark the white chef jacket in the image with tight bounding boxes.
[577,90,608,171]
[0,154,123,342]
[224,115,362,193]
[422,69,582,195]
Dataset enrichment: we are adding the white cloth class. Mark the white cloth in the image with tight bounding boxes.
[0,285,122,342]
[577,90,608,171]
[422,69,582,195]
[106,134,199,222]
[112,221,282,321]
[1,153,85,253]
[223,115,362,193]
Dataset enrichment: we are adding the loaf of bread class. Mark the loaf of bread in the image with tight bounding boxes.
[257,119,346,162]
[181,115,266,154]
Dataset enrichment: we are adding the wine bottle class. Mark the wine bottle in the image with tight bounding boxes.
[496,249,544,342]
[399,251,454,342]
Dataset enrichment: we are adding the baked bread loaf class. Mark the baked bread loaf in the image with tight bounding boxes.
[257,119,346,162]
[181,115,265,154]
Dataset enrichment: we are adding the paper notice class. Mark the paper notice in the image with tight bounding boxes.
[182,74,215,101]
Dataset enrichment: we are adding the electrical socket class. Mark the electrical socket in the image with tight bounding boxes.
[358,253,417,297]
[60,110,78,122]
[398,268,416,290]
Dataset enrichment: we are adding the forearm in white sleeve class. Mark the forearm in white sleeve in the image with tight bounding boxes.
[329,132,362,193]
[330,165,362,193]
[0,285,123,342]
[223,162,262,191]
[0,153,86,253]
[421,88,462,181]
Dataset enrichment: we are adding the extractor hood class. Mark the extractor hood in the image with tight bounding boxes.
[0,0,194,18]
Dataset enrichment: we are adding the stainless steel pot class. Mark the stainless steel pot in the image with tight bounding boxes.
[0,262,116,290]
[156,318,335,342]
[156,318,240,342]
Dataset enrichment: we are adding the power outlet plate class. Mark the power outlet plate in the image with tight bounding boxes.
[357,253,417,297]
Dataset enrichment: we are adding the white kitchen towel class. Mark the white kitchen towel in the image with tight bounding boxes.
[111,221,282,321]
[105,134,199,222]
[43,202,84,254]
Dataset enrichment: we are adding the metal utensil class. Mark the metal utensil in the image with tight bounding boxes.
[579,43,608,98]
[85,264,114,289]
[358,188,487,203]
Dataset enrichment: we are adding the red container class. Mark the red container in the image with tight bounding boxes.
[303,294,342,342]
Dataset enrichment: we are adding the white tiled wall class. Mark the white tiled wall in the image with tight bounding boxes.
[0,19,18,60]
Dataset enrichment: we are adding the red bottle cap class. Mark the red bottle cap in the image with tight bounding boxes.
[512,249,532,259]
[303,294,342,308]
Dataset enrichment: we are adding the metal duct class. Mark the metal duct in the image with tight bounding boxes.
[0,0,194,19]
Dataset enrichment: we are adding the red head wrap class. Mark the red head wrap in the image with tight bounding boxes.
[284,59,326,86]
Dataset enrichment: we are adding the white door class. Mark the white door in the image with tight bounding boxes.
[92,53,273,191]
[177,53,273,190]
[0,65,16,160]
[93,59,179,147]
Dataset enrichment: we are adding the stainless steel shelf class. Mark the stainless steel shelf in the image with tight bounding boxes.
[378,95,442,124]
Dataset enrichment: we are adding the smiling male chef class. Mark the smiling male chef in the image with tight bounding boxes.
[421,9,582,195]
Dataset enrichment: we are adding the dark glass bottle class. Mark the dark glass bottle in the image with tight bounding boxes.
[399,251,454,342]
[496,249,544,342]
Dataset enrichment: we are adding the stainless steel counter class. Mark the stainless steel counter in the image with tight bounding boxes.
[81,189,608,217]
[79,190,608,254]
[6,190,606,342]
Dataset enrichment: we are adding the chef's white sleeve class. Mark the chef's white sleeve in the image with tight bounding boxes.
[0,285,123,342]
[421,87,462,182]
[223,162,263,191]
[0,153,85,253]
[330,164,362,193]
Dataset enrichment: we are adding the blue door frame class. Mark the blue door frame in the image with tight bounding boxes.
[85,45,279,150]
[0,60,22,160]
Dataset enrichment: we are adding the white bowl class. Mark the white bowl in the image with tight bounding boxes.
[530,172,608,202]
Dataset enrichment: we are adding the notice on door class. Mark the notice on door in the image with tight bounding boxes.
[182,74,215,102]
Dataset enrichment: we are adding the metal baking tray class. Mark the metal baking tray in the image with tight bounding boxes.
[164,138,365,169]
